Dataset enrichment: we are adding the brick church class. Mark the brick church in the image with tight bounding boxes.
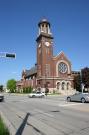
[17,19,79,94]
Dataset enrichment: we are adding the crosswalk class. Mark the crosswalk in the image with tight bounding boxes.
[59,102,83,107]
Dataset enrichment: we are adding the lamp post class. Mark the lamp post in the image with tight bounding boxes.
[80,69,84,93]
[53,61,54,93]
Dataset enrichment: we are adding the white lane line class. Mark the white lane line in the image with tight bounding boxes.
[59,103,83,107]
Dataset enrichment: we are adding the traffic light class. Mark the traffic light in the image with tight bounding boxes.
[5,53,16,58]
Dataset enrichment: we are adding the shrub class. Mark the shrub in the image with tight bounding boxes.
[28,86,33,93]
[23,86,33,93]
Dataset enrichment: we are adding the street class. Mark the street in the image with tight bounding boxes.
[0,94,89,135]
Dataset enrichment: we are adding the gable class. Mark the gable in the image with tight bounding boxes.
[53,51,71,64]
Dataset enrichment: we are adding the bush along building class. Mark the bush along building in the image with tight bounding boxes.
[17,19,79,94]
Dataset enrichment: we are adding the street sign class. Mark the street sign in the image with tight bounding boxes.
[0,52,16,59]
[5,53,16,58]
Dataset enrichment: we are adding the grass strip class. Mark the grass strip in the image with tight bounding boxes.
[0,116,10,135]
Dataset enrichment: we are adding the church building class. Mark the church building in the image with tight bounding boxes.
[17,19,79,94]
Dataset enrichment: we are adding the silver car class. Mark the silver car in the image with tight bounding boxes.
[67,92,89,103]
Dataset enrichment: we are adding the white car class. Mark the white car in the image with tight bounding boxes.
[28,91,45,98]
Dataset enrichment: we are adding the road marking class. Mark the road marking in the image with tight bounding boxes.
[34,109,54,117]
[59,103,83,107]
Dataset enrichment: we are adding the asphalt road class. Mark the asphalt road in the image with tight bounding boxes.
[0,94,89,135]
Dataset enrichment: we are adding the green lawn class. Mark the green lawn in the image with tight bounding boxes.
[0,116,10,135]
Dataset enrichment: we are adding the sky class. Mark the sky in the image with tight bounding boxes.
[0,0,89,85]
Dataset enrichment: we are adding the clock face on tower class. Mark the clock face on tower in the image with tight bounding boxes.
[45,41,50,47]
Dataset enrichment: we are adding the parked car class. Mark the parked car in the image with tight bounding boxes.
[28,91,45,98]
[67,92,89,103]
[0,93,4,102]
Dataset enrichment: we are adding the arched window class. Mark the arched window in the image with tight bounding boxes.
[42,24,44,27]
[57,82,60,89]
[67,82,70,90]
[61,82,65,90]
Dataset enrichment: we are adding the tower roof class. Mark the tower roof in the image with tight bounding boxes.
[38,18,50,27]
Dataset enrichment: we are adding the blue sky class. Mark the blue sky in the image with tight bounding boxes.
[0,0,89,85]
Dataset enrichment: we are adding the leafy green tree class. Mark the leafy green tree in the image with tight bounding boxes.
[74,74,81,92]
[7,79,16,93]
[0,85,3,92]
[81,67,89,91]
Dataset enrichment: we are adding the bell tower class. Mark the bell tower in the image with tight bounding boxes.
[36,19,54,88]
[38,18,51,35]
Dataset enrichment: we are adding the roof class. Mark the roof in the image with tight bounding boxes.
[53,51,71,64]
[38,18,50,27]
[23,66,37,78]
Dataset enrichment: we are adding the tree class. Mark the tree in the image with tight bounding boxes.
[81,67,89,91]
[7,79,16,93]
[0,85,3,92]
[74,74,81,92]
